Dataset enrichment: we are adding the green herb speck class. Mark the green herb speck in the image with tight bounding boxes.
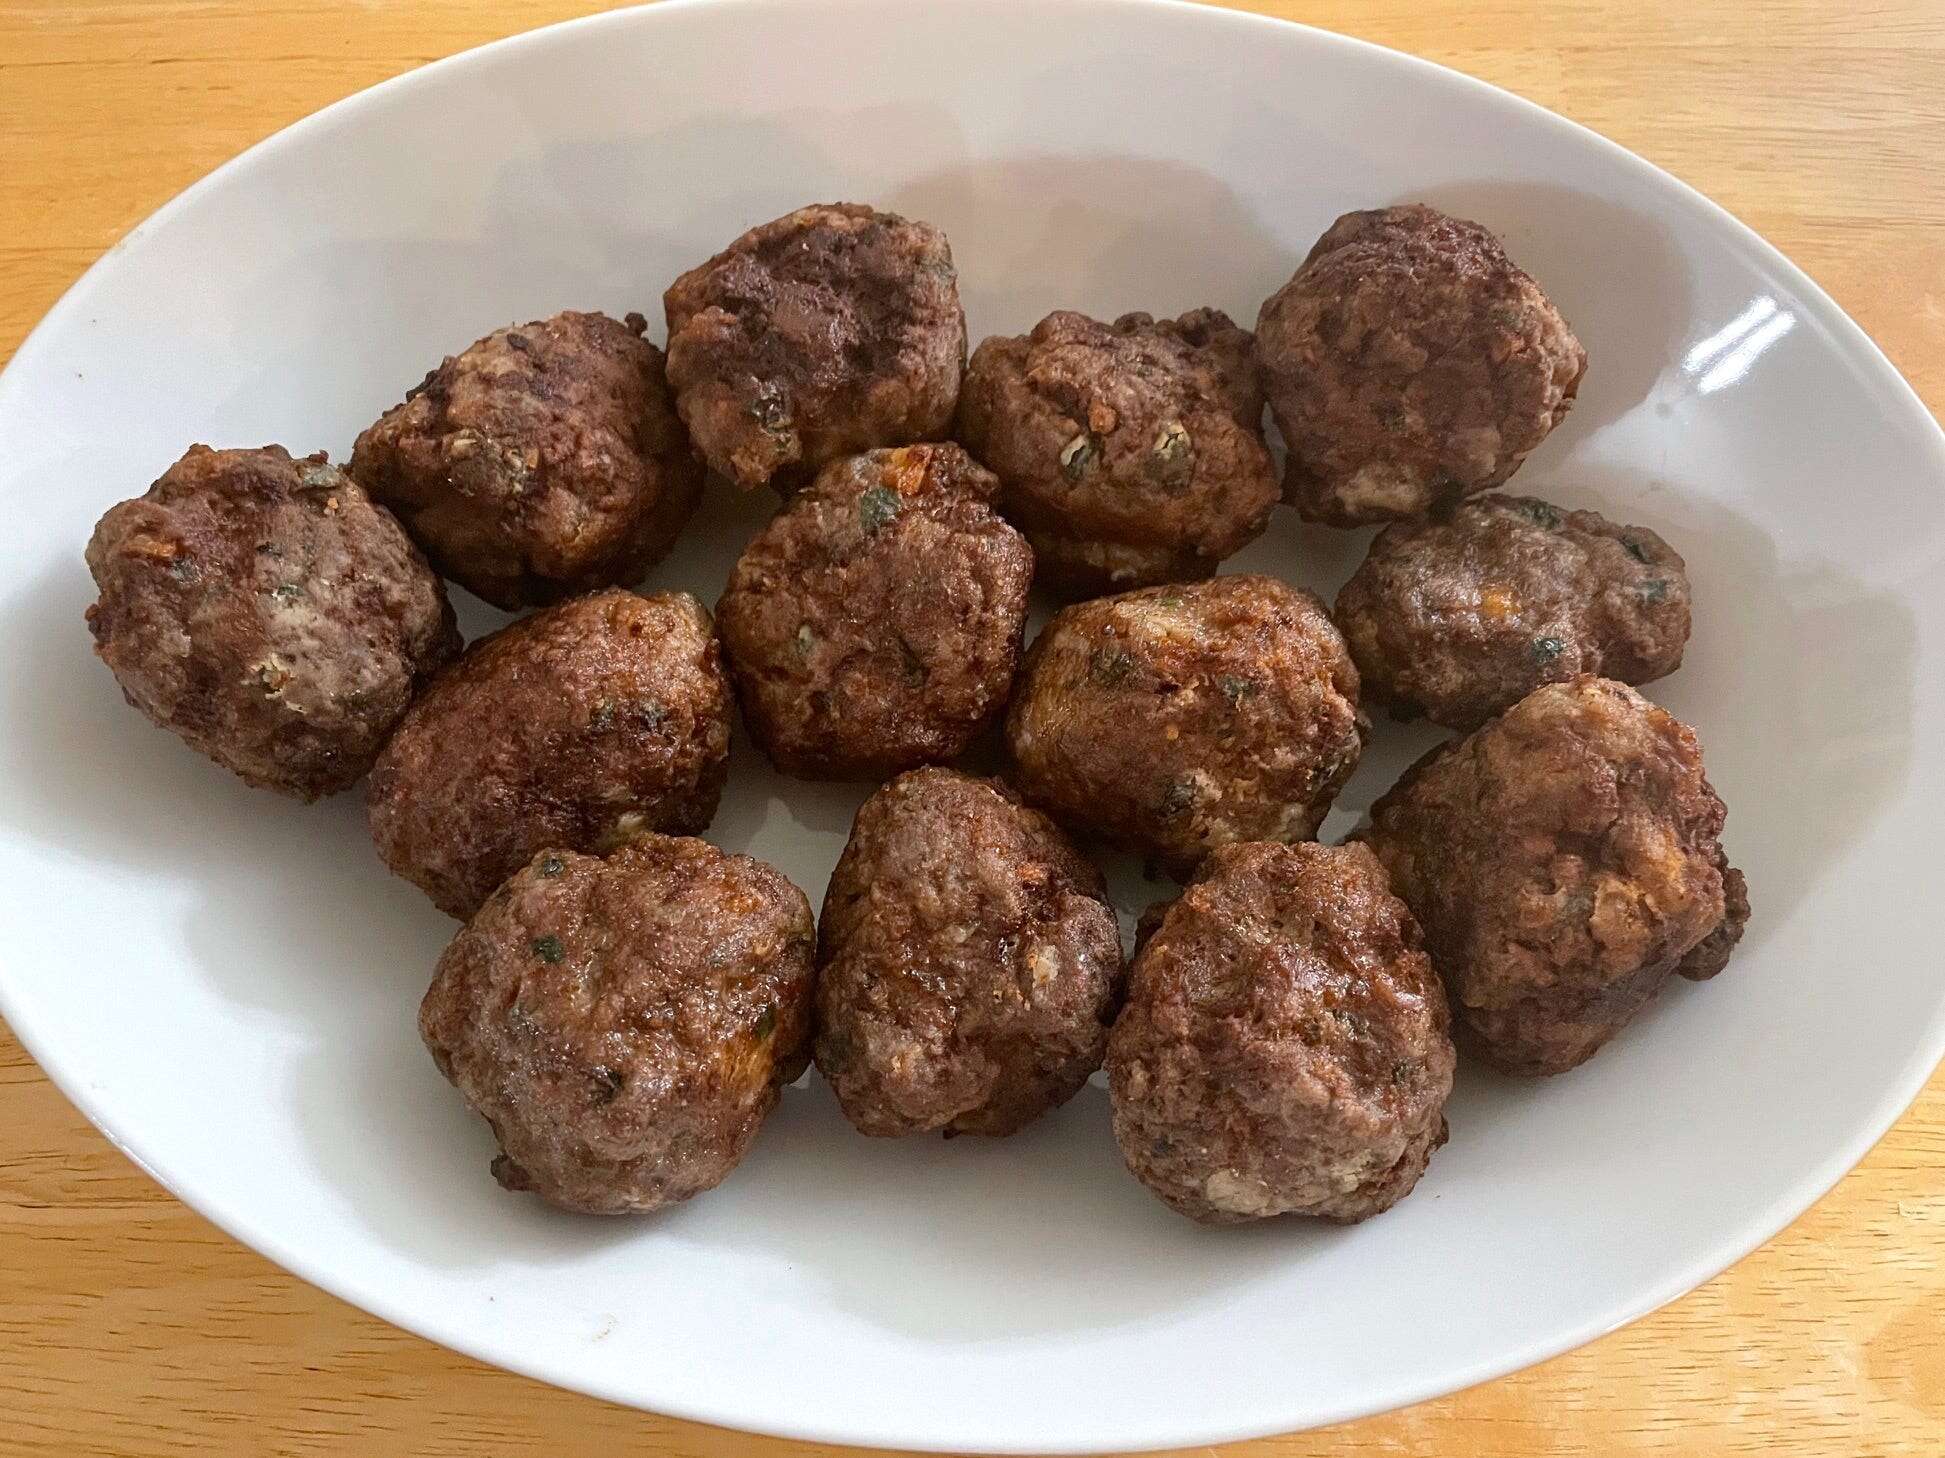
[168,557,197,582]
[753,1004,778,1040]
[538,854,565,878]
[1621,536,1653,564]
[1090,646,1135,686]
[1158,778,1197,817]
[589,700,617,731]
[793,623,815,656]
[1640,578,1670,603]
[1219,674,1258,708]
[270,582,302,602]
[1059,433,1097,481]
[858,484,902,533]
[1155,592,1185,609]
[1516,500,1562,530]
[531,935,564,964]
[1531,635,1565,665]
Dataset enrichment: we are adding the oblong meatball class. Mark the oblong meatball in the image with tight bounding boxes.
[956,308,1276,594]
[716,444,1032,779]
[368,588,732,917]
[350,310,702,609]
[1005,575,1365,877]
[1335,493,1692,730]
[663,203,966,493]
[1257,204,1587,525]
[419,835,816,1214]
[1109,840,1454,1225]
[84,444,459,800]
[1360,675,1749,1075]
[815,768,1126,1137]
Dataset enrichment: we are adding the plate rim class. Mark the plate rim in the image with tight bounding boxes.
[3,0,1944,1450]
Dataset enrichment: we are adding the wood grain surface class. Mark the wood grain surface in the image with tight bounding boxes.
[3,2,1942,1454]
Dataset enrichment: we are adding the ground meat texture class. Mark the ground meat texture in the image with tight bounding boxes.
[1257,204,1587,525]
[349,310,701,609]
[1109,840,1454,1225]
[84,445,460,800]
[1005,575,1365,877]
[1360,676,1749,1076]
[956,308,1277,594]
[663,203,966,493]
[715,444,1032,779]
[815,768,1125,1137]
[419,835,816,1214]
[1335,493,1692,730]
[367,588,732,917]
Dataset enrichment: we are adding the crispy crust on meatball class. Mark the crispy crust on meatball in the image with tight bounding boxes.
[1109,841,1454,1225]
[367,588,732,917]
[349,310,702,610]
[956,308,1276,594]
[419,835,816,1214]
[1335,493,1692,729]
[1005,575,1365,877]
[1360,676,1748,1075]
[663,203,966,493]
[716,444,1032,779]
[814,768,1126,1137]
[1257,204,1587,525]
[85,444,459,800]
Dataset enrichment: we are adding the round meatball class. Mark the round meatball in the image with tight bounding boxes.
[1257,204,1587,525]
[1360,675,1749,1076]
[419,835,816,1214]
[956,308,1276,594]
[349,310,702,609]
[716,443,1032,779]
[1336,494,1691,730]
[1109,840,1454,1225]
[368,588,732,917]
[815,768,1125,1137]
[1005,575,1365,877]
[663,203,966,493]
[84,444,459,800]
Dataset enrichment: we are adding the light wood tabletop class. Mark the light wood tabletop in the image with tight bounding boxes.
[3,2,1942,1454]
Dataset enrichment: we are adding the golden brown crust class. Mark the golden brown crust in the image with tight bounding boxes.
[350,310,702,609]
[367,588,732,917]
[85,444,459,800]
[420,835,815,1214]
[1005,574,1365,877]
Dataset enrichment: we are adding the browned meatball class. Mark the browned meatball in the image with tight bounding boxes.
[349,310,701,609]
[419,835,815,1214]
[1005,575,1365,877]
[368,589,731,917]
[815,768,1125,1137]
[84,445,459,800]
[663,203,966,493]
[1257,204,1587,525]
[1360,676,1749,1076]
[956,308,1276,594]
[1109,840,1454,1225]
[716,444,1032,779]
[1335,494,1691,730]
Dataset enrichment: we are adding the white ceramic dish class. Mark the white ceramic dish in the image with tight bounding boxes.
[2,0,1942,1451]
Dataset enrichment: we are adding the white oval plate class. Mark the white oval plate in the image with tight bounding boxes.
[3,0,1942,1451]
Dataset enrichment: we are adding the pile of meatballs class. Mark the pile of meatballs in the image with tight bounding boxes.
[84,200,1747,1226]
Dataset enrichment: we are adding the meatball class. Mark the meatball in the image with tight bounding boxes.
[663,203,966,492]
[716,444,1032,779]
[349,310,701,609]
[956,308,1277,593]
[1257,204,1587,525]
[1109,840,1454,1225]
[1335,493,1692,730]
[419,835,815,1214]
[815,768,1125,1137]
[1360,676,1749,1076]
[368,588,732,917]
[84,444,459,800]
[1005,575,1365,877]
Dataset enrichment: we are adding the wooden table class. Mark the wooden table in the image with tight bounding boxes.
[4,2,1942,1453]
